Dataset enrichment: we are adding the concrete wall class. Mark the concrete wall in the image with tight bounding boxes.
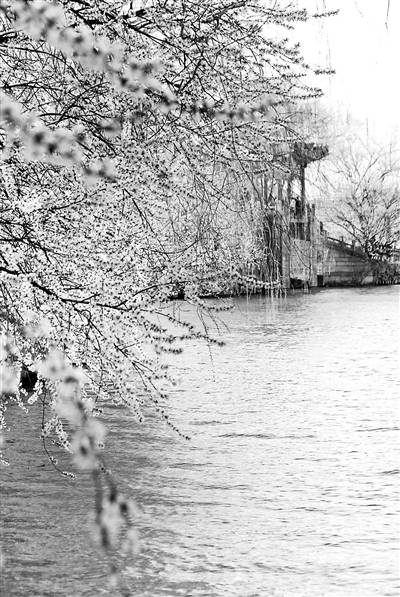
[323,247,374,286]
[284,233,387,288]
[323,241,374,286]
[284,235,397,289]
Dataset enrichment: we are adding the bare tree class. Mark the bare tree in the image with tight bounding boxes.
[317,140,400,259]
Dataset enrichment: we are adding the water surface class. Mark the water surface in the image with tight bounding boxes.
[1,287,399,596]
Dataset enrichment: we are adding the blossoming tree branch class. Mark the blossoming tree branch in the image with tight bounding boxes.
[0,0,334,578]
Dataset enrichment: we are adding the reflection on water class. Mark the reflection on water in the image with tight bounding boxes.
[1,287,399,596]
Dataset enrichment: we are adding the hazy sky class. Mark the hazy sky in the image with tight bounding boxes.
[296,0,399,144]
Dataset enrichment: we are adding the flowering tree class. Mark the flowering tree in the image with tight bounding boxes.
[0,0,334,581]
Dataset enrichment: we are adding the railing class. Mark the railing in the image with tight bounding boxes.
[326,236,366,256]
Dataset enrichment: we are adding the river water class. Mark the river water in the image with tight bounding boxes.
[1,287,399,596]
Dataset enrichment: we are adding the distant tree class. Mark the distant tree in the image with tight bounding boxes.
[319,142,400,259]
